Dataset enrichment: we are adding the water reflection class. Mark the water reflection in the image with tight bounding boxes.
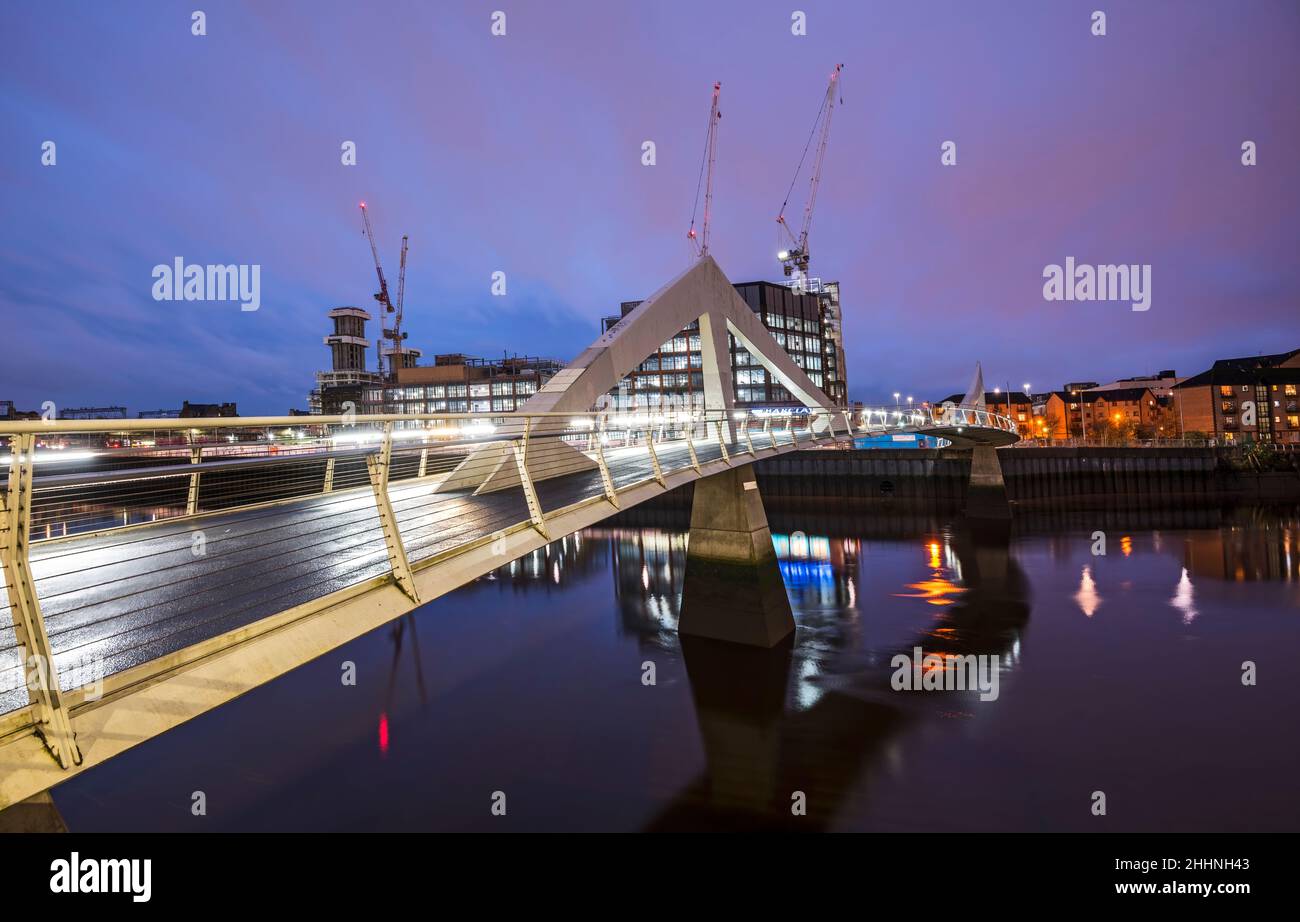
[653,519,1028,831]
[483,511,1032,830]
[1181,510,1300,582]
[467,502,1299,829]
[1075,565,1101,617]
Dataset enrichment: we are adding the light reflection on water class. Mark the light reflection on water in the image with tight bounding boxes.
[47,503,1300,832]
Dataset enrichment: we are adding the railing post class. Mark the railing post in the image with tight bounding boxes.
[685,418,701,473]
[323,456,336,493]
[1,433,81,768]
[741,417,756,455]
[592,430,619,507]
[645,427,666,486]
[512,418,549,538]
[365,423,419,603]
[713,418,730,463]
[418,446,429,479]
[186,445,202,515]
[761,416,772,450]
[841,409,853,437]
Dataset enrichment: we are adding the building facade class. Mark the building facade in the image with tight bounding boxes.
[1081,387,1162,433]
[361,353,564,422]
[1174,349,1300,444]
[601,279,846,412]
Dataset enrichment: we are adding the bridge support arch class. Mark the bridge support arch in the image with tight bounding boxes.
[679,464,794,648]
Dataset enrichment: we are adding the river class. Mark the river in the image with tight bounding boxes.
[49,500,1300,831]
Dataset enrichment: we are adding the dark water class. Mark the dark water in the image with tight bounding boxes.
[50,501,1300,832]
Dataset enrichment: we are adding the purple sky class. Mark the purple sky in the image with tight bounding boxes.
[3,0,1297,414]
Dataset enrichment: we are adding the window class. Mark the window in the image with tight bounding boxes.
[1287,385,1298,397]
[491,381,512,396]
[1289,415,1299,429]
[1219,385,1233,397]
[447,385,467,398]
[516,380,537,395]
[470,383,489,398]
[765,312,785,329]
[470,399,490,413]
[427,385,445,398]
[788,316,804,332]
[491,398,513,412]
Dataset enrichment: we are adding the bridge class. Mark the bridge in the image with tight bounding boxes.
[0,256,1016,808]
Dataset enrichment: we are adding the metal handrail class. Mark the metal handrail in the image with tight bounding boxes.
[0,399,1025,771]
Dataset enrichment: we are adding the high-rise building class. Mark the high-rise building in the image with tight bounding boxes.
[310,306,384,415]
[600,279,848,412]
[807,278,849,406]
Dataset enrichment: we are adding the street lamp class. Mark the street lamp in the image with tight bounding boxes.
[893,391,900,406]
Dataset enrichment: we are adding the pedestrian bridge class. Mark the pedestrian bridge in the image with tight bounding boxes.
[0,256,1016,806]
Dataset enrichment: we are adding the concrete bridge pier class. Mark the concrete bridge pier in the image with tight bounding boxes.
[679,464,795,647]
[966,445,1011,519]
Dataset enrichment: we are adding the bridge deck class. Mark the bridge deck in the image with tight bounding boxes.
[0,430,810,715]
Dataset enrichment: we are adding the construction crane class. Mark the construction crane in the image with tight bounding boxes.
[776,63,843,281]
[359,202,393,374]
[359,202,413,378]
[388,234,409,376]
[687,81,722,259]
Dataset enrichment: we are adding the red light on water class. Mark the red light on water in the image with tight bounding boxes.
[378,712,389,756]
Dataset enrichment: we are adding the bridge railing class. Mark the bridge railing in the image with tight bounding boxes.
[850,403,1019,437]
[0,407,864,739]
[0,402,1018,750]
